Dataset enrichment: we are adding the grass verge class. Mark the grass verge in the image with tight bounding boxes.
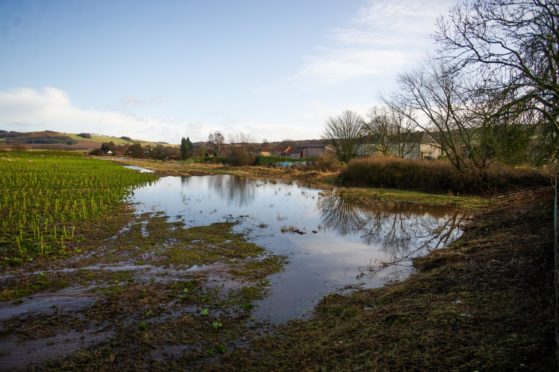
[335,187,493,210]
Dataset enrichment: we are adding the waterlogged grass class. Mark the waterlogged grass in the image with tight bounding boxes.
[0,210,287,370]
[160,222,265,266]
[335,187,493,210]
[0,152,157,265]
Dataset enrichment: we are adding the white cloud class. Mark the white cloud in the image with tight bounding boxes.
[291,49,408,85]
[355,0,450,33]
[0,87,324,143]
[0,87,208,143]
[290,0,456,86]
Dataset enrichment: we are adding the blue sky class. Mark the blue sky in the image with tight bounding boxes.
[0,0,457,143]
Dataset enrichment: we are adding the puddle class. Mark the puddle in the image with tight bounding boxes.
[130,175,467,323]
[124,165,155,173]
[0,286,96,321]
[0,329,113,370]
[151,344,199,362]
[1,263,228,285]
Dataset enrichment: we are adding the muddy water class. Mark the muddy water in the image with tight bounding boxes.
[130,175,466,323]
[0,329,113,371]
[0,287,96,321]
[123,165,155,173]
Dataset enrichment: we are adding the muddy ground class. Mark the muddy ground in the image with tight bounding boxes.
[0,169,554,370]
[0,208,285,370]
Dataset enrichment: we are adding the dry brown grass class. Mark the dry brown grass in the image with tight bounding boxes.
[340,156,549,195]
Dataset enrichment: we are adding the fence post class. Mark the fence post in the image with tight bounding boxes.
[555,170,559,367]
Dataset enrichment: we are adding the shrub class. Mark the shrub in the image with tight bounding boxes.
[227,147,256,166]
[312,154,342,172]
[88,148,105,156]
[339,156,549,195]
[125,143,144,158]
[77,133,92,139]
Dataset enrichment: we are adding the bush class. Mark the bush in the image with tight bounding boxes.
[312,154,342,172]
[227,147,255,166]
[339,156,549,195]
[77,133,92,139]
[88,148,105,156]
[125,143,144,158]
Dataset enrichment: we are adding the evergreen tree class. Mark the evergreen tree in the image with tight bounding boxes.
[180,137,188,160]
[185,137,193,158]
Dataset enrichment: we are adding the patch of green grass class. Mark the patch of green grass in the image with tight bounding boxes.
[0,269,136,301]
[229,255,287,281]
[159,222,264,266]
[0,272,70,301]
[63,133,156,146]
[336,187,492,210]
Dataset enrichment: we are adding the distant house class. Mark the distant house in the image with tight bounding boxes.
[416,133,442,159]
[258,145,284,157]
[300,144,327,158]
[356,143,377,157]
[283,144,327,159]
[357,132,442,160]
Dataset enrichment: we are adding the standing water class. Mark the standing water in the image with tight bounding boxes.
[130,175,465,323]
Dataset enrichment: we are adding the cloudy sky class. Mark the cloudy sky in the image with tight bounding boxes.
[0,0,457,143]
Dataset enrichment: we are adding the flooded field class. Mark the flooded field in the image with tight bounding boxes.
[131,175,465,323]
[0,173,467,369]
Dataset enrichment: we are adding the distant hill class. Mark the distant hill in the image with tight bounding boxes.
[0,130,328,153]
[0,130,166,151]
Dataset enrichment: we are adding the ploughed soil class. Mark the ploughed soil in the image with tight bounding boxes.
[0,186,555,370]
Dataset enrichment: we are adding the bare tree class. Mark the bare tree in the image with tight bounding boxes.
[323,110,365,163]
[208,131,225,155]
[228,132,256,166]
[363,107,392,156]
[363,105,416,157]
[389,60,471,171]
[387,58,521,172]
[435,0,559,139]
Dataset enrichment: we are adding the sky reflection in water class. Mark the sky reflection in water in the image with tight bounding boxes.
[130,175,466,323]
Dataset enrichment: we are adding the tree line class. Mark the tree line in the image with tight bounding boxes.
[325,0,558,173]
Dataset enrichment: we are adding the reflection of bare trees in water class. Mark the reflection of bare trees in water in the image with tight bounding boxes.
[179,175,256,207]
[207,175,256,207]
[319,193,368,235]
[318,192,466,276]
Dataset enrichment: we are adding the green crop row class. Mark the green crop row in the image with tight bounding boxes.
[0,153,157,265]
